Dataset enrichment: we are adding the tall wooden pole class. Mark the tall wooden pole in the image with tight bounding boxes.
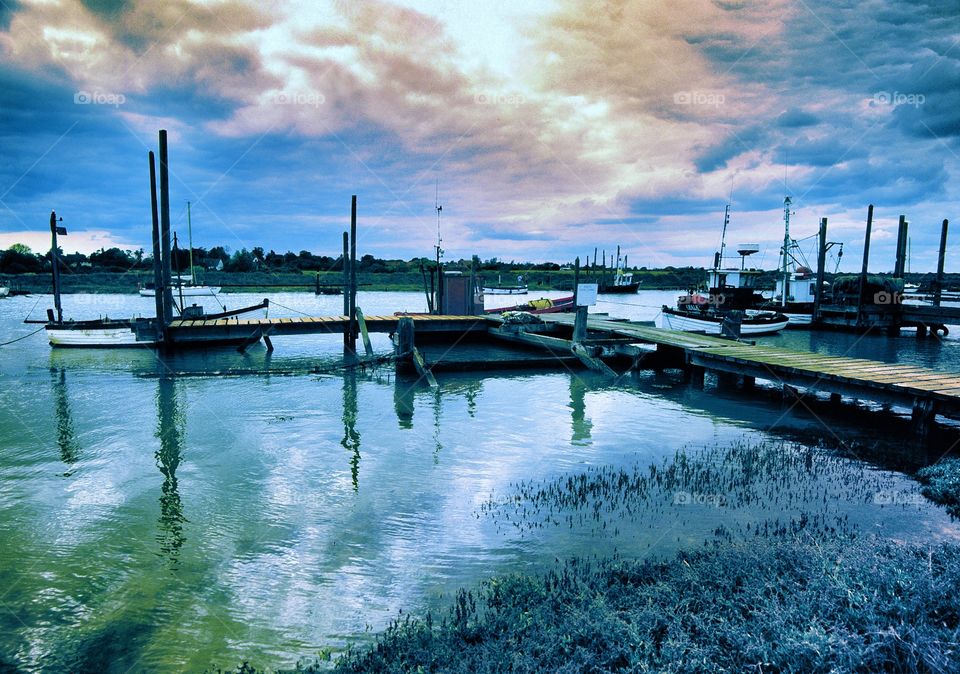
[158,130,174,328]
[148,151,165,339]
[894,215,908,278]
[935,219,949,307]
[813,217,828,323]
[342,231,349,347]
[349,195,357,350]
[49,210,63,323]
[857,204,873,326]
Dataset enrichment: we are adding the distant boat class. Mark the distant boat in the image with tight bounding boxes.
[484,274,528,295]
[599,269,640,294]
[484,295,574,314]
[139,202,219,297]
[139,279,221,297]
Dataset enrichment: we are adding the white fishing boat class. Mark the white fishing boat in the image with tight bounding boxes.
[658,307,789,335]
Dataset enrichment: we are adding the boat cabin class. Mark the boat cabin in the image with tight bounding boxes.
[775,267,817,304]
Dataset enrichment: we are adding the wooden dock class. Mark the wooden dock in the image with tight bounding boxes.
[162,307,960,437]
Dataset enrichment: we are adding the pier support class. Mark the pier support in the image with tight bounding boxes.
[829,392,842,406]
[687,365,705,389]
[911,398,938,442]
[742,375,755,389]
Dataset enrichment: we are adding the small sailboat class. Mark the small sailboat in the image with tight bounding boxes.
[34,210,266,348]
[139,202,219,296]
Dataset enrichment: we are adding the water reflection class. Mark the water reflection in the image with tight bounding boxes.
[155,376,187,564]
[569,375,593,446]
[342,370,361,491]
[51,368,80,473]
[393,376,415,429]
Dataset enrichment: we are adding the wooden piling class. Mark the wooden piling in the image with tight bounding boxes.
[49,210,63,323]
[935,219,949,307]
[158,130,174,330]
[349,195,357,351]
[894,215,908,278]
[148,151,165,341]
[813,217,828,323]
[856,205,873,327]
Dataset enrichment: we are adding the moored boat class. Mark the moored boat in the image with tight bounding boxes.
[484,295,574,314]
[659,306,789,335]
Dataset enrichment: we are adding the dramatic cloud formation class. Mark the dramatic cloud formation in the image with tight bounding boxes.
[0,0,957,269]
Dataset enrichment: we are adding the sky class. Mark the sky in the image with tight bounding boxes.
[0,0,957,272]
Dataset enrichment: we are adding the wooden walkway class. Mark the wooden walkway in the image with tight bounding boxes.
[537,314,960,424]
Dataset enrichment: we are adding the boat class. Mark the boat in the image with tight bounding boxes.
[483,275,528,295]
[34,209,266,348]
[44,300,270,347]
[659,305,789,335]
[658,205,788,336]
[140,203,219,296]
[598,247,641,293]
[484,295,574,315]
[139,278,221,297]
[760,196,842,327]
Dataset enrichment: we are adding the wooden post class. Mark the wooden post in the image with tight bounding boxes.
[395,316,414,359]
[935,219,948,307]
[894,215,908,278]
[912,397,937,442]
[688,365,705,388]
[342,232,349,316]
[573,306,588,343]
[356,307,374,358]
[349,195,357,350]
[856,205,873,327]
[813,217,828,323]
[148,151,165,341]
[158,130,174,329]
[49,210,63,323]
[573,256,580,306]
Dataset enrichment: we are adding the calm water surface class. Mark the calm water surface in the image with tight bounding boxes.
[1,290,959,671]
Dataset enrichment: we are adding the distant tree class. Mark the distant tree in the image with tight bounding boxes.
[226,248,256,272]
[89,247,134,271]
[0,246,42,273]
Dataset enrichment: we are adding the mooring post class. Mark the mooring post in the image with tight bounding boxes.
[158,130,174,332]
[911,397,937,442]
[342,231,349,317]
[688,365,705,389]
[349,195,358,351]
[856,205,873,328]
[395,316,414,363]
[49,210,63,323]
[894,215,908,279]
[573,256,580,306]
[813,217,828,323]
[148,151,165,342]
[935,219,949,307]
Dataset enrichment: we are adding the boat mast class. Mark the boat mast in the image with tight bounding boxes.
[781,196,792,307]
[434,179,443,313]
[187,201,195,285]
[715,204,730,269]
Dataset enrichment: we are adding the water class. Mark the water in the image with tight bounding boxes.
[1,290,959,672]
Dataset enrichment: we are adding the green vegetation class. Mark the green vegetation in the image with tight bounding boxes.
[204,442,960,673]
[917,458,960,517]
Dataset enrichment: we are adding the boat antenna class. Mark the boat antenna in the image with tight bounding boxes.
[186,201,195,286]
[715,204,730,269]
[781,196,793,307]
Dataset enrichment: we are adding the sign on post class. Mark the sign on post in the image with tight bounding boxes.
[576,283,598,306]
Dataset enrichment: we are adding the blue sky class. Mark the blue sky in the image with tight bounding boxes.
[0,0,957,271]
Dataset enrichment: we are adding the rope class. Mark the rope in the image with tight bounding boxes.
[269,299,319,318]
[0,325,47,347]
